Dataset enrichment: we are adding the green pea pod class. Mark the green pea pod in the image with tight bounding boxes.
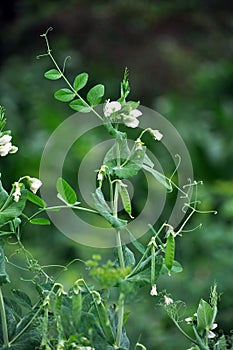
[119,185,133,218]
[94,300,114,344]
[72,292,82,329]
[151,245,156,286]
[165,233,175,275]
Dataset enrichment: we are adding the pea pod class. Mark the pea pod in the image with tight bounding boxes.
[119,184,133,218]
[94,299,114,344]
[165,233,175,275]
[72,292,82,329]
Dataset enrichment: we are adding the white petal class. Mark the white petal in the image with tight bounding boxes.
[29,178,42,193]
[9,145,18,154]
[0,135,12,145]
[208,330,216,338]
[0,142,12,156]
[104,100,121,117]
[150,284,158,296]
[124,117,139,128]
[129,109,142,118]
[152,129,163,141]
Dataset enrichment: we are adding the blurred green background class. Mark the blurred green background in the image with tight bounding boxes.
[0,1,233,349]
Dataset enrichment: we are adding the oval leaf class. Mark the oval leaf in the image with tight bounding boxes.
[69,99,91,113]
[27,191,46,208]
[56,178,77,205]
[73,72,89,91]
[44,69,62,80]
[30,218,50,225]
[54,88,75,102]
[87,84,104,106]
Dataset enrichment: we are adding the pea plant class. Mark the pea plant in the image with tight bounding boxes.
[0,28,231,350]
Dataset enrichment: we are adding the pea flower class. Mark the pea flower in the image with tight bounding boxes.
[123,109,142,128]
[13,182,21,202]
[164,295,173,305]
[149,129,163,141]
[208,323,218,338]
[104,100,121,117]
[0,134,18,157]
[150,284,158,296]
[29,177,42,194]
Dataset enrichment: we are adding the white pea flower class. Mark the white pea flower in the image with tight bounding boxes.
[164,295,173,305]
[150,284,158,296]
[150,129,163,141]
[0,135,12,144]
[13,182,21,202]
[0,134,18,156]
[29,177,42,194]
[0,142,12,156]
[208,323,218,339]
[135,138,143,151]
[185,317,193,324]
[123,109,142,128]
[104,100,121,117]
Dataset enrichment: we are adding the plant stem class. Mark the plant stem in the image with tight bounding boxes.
[116,293,125,347]
[0,287,9,348]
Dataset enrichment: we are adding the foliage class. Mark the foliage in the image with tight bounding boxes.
[0,26,232,350]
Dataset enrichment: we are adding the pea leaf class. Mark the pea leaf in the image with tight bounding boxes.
[54,88,75,102]
[27,191,46,208]
[73,72,89,91]
[0,239,10,285]
[197,299,216,331]
[142,164,172,191]
[69,99,91,113]
[56,178,77,205]
[87,84,105,106]
[11,289,32,309]
[0,183,27,228]
[44,69,62,80]
[92,188,127,229]
[29,218,50,225]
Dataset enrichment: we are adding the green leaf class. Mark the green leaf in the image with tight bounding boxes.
[56,178,77,205]
[142,164,172,190]
[87,84,105,106]
[126,230,145,254]
[44,69,62,80]
[104,140,146,179]
[11,289,32,309]
[29,218,50,225]
[197,299,216,331]
[0,187,27,228]
[122,245,135,268]
[54,88,75,102]
[0,180,8,208]
[27,191,46,208]
[69,99,91,113]
[161,259,183,274]
[0,239,10,285]
[73,72,89,91]
[92,189,127,229]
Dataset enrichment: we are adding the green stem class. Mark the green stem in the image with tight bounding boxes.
[112,139,125,348]
[41,31,103,122]
[116,293,125,347]
[0,287,9,348]
[172,319,198,346]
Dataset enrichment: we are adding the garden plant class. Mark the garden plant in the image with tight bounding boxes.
[0,28,232,350]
